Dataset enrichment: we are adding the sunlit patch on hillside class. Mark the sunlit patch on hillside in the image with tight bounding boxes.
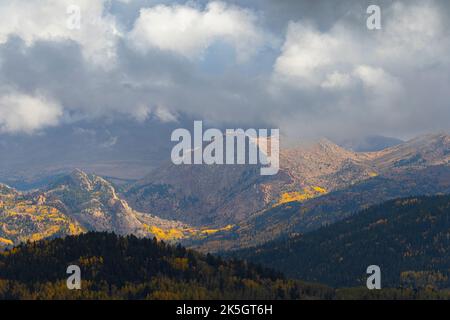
[0,237,13,246]
[199,224,234,236]
[0,197,85,247]
[145,225,185,241]
[142,223,235,242]
[274,186,328,207]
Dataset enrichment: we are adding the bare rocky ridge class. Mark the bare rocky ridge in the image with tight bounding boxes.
[41,169,146,235]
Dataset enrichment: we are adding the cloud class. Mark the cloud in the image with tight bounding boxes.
[0,0,120,67]
[376,1,450,67]
[0,0,449,141]
[128,1,265,61]
[320,72,352,90]
[153,106,179,123]
[269,0,450,139]
[132,104,152,122]
[100,135,118,148]
[274,22,355,87]
[353,65,401,93]
[0,91,63,134]
[274,1,450,89]
[131,104,178,123]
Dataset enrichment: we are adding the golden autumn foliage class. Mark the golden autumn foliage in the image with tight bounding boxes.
[312,186,327,193]
[0,237,13,246]
[0,196,85,247]
[274,186,328,207]
[141,223,234,242]
[29,226,62,242]
[144,225,185,241]
[199,225,234,236]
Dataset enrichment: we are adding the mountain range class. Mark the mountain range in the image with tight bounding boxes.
[0,132,449,254]
[126,133,450,251]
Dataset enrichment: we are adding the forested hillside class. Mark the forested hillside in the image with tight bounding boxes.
[2,231,450,300]
[0,232,333,300]
[234,195,450,289]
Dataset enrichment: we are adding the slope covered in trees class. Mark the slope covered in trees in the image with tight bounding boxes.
[0,232,333,300]
[233,195,450,290]
[2,231,450,300]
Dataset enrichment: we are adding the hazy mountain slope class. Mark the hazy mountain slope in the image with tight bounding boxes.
[125,138,376,226]
[125,163,293,226]
[369,133,450,172]
[3,133,449,252]
[194,165,450,252]
[279,138,374,188]
[127,133,450,246]
[233,195,450,289]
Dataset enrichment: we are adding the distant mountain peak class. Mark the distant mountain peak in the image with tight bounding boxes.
[69,169,92,186]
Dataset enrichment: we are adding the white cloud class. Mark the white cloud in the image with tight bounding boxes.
[132,104,152,122]
[376,1,450,67]
[0,0,120,67]
[153,106,178,123]
[321,72,352,89]
[0,91,63,134]
[268,0,450,138]
[0,0,449,139]
[274,22,355,87]
[130,104,178,123]
[353,65,400,93]
[100,136,118,148]
[128,1,265,61]
[274,1,450,90]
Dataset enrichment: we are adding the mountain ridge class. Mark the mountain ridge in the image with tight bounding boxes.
[1,132,449,252]
[0,170,195,247]
[125,133,450,229]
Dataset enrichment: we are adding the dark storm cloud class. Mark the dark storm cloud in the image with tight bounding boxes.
[0,0,449,141]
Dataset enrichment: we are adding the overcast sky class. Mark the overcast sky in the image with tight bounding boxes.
[0,0,449,141]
